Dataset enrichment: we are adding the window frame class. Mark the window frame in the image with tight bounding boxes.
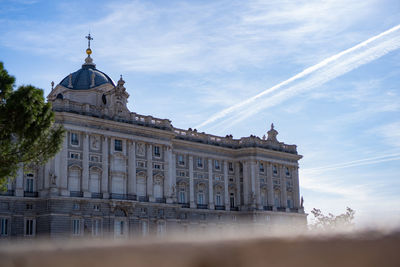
[114,139,123,152]
[24,218,36,237]
[70,132,79,146]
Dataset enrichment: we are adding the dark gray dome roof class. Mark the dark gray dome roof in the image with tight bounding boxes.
[60,60,115,90]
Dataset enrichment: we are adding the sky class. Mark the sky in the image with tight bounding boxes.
[0,0,399,227]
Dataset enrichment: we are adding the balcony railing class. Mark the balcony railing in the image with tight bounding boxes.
[197,204,208,209]
[290,208,298,213]
[179,203,190,208]
[0,190,14,196]
[110,193,128,200]
[230,207,239,211]
[277,207,286,212]
[24,191,38,197]
[263,206,273,211]
[156,197,166,203]
[127,194,137,201]
[215,205,225,210]
[138,196,149,202]
[70,191,83,197]
[91,193,103,199]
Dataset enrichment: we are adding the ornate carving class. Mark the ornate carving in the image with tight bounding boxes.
[137,143,145,155]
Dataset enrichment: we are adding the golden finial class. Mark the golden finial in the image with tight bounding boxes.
[85,33,93,55]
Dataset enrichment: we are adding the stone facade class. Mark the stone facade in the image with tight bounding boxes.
[0,49,306,239]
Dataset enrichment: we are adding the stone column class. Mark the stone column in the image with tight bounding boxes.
[280,165,288,211]
[293,166,300,209]
[208,158,214,209]
[128,141,136,198]
[235,162,241,209]
[44,161,50,191]
[82,133,91,198]
[267,163,274,210]
[15,164,24,197]
[165,146,173,204]
[147,144,154,202]
[171,151,177,202]
[250,160,257,210]
[255,161,262,210]
[51,151,61,196]
[242,161,249,208]
[189,155,196,208]
[224,160,229,210]
[60,135,69,196]
[101,136,109,199]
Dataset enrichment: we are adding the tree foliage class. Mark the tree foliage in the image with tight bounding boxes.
[310,207,355,231]
[0,62,64,189]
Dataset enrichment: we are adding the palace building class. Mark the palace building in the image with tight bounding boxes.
[0,37,306,239]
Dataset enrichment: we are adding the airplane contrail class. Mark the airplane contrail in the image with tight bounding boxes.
[301,153,400,174]
[196,24,400,132]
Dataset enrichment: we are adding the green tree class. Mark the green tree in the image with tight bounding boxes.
[310,207,355,231]
[0,62,64,189]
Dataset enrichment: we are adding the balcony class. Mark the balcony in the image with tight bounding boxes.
[138,196,149,202]
[127,194,137,201]
[70,191,83,197]
[179,203,190,208]
[263,206,273,211]
[156,198,166,203]
[290,208,298,213]
[110,193,127,200]
[91,193,102,199]
[230,207,239,211]
[277,207,286,212]
[0,190,14,196]
[215,205,225,210]
[24,191,38,197]
[197,204,208,209]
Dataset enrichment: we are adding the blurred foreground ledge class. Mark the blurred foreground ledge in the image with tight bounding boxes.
[1,231,399,267]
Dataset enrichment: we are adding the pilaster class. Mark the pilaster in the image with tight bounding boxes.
[208,158,214,209]
[242,161,249,208]
[128,141,136,197]
[101,136,109,199]
[250,160,256,210]
[60,135,69,196]
[293,166,300,209]
[15,164,24,197]
[147,144,154,202]
[165,146,173,204]
[82,133,91,198]
[235,162,241,209]
[267,163,274,210]
[280,165,288,211]
[224,160,229,211]
[255,161,262,210]
[189,155,196,208]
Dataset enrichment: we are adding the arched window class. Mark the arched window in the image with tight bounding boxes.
[178,184,187,204]
[89,167,101,193]
[153,175,163,200]
[137,173,146,198]
[197,183,206,205]
[215,186,223,206]
[230,192,235,208]
[68,166,81,192]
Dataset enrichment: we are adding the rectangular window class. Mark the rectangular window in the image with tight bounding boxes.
[154,164,161,169]
[179,171,185,177]
[71,133,79,146]
[273,165,278,175]
[228,162,233,172]
[197,157,203,168]
[154,146,161,157]
[216,194,222,206]
[197,193,204,205]
[25,219,35,236]
[114,139,122,152]
[70,152,80,159]
[214,160,220,170]
[72,219,81,236]
[0,218,8,236]
[178,155,185,165]
[92,219,101,236]
[137,161,145,168]
[260,163,265,173]
[285,167,291,177]
[179,190,186,203]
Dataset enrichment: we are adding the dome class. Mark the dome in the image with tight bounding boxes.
[59,57,115,90]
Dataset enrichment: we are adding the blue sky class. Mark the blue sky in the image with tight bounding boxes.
[1,0,399,226]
